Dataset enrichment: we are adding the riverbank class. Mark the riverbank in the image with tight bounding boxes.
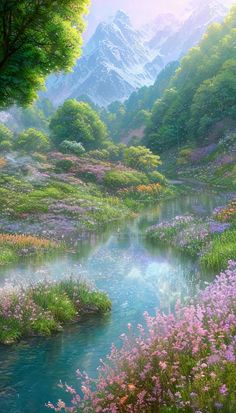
[0,278,111,344]
[0,151,171,266]
[0,191,231,413]
[160,131,236,192]
[146,198,236,271]
[55,261,236,413]
[0,234,62,267]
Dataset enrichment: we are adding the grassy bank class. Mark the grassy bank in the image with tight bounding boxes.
[0,234,61,266]
[146,199,236,271]
[160,132,236,191]
[0,279,111,344]
[0,151,170,266]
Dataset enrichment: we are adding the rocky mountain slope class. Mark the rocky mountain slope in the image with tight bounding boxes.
[45,1,229,107]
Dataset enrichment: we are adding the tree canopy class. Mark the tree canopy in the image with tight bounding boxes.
[15,128,50,153]
[50,100,108,150]
[124,146,161,173]
[144,6,236,153]
[0,0,89,108]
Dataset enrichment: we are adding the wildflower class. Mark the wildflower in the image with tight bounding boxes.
[159,361,167,370]
[128,384,136,392]
[119,395,129,405]
[219,385,228,395]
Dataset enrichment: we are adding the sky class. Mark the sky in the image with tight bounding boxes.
[84,0,235,40]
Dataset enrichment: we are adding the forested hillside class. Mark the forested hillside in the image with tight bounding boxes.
[101,62,178,142]
[144,5,236,152]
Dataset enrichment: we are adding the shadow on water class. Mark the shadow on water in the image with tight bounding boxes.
[0,190,234,413]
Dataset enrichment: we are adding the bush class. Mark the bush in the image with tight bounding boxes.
[0,123,13,143]
[148,170,167,184]
[55,159,74,172]
[0,140,12,152]
[59,140,85,156]
[50,100,108,150]
[88,149,110,160]
[124,145,161,172]
[15,128,50,153]
[88,144,126,162]
[177,147,193,166]
[105,143,126,161]
[104,169,148,189]
[0,123,13,152]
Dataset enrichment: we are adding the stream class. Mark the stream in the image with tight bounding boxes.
[0,191,232,413]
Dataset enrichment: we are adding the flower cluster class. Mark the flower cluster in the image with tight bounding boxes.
[48,262,236,413]
[148,216,210,256]
[119,184,164,201]
[0,233,56,249]
[0,279,111,344]
[146,209,234,264]
[214,200,236,223]
[135,183,162,194]
[0,157,7,168]
[190,144,217,163]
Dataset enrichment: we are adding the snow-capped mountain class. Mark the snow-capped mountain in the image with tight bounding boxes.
[156,0,228,65]
[45,11,155,107]
[45,1,230,107]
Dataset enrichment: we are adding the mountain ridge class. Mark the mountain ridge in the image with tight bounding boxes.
[44,1,230,107]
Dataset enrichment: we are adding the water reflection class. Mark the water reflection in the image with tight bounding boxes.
[0,191,233,413]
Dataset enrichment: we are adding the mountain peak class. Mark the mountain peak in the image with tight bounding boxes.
[185,0,227,14]
[113,10,131,25]
[45,0,230,107]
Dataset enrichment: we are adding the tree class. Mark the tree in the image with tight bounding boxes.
[0,122,13,142]
[124,146,161,173]
[0,0,89,108]
[0,122,13,151]
[50,100,108,150]
[144,5,236,152]
[15,128,50,153]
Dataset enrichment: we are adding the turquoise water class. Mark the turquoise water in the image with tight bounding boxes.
[0,192,231,413]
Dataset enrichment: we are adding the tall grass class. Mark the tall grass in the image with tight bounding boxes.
[0,279,111,344]
[201,229,236,270]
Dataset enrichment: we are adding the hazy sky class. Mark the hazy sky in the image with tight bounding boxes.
[84,0,235,39]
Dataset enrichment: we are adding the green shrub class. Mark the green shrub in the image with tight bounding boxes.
[0,140,12,152]
[104,169,148,189]
[124,146,161,172]
[55,159,74,172]
[148,170,167,184]
[15,128,50,153]
[88,149,109,160]
[105,143,126,161]
[60,140,85,156]
[50,100,108,150]
[0,123,13,143]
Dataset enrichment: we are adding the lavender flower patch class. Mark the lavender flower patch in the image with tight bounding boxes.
[209,220,231,234]
[147,216,213,257]
[48,262,236,413]
[190,143,217,163]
